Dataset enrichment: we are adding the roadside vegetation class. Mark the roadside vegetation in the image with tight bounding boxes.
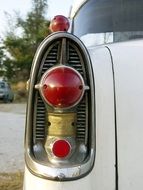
[11,81,27,102]
[0,0,50,188]
[0,0,51,100]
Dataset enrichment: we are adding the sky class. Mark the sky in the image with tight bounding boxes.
[0,0,73,36]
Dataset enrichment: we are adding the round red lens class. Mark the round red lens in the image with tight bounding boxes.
[52,140,71,158]
[41,66,84,108]
[50,15,70,32]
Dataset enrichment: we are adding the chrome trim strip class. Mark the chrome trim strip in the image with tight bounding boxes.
[25,32,95,180]
[26,149,94,180]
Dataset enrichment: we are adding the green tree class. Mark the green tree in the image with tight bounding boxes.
[0,46,5,77]
[3,0,50,82]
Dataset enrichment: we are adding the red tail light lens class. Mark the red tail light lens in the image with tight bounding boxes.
[50,15,70,32]
[40,66,85,108]
[52,139,71,158]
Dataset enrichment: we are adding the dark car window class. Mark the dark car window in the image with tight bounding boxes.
[73,0,143,43]
[0,82,5,88]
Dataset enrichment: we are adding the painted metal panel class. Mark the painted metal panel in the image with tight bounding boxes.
[108,40,143,189]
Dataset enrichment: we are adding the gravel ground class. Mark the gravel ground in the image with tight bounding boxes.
[0,103,26,173]
[0,172,23,190]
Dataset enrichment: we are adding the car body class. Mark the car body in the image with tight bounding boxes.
[24,0,143,189]
[0,81,14,102]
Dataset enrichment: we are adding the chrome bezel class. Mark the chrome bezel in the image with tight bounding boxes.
[25,32,95,181]
[45,136,76,161]
[25,149,94,180]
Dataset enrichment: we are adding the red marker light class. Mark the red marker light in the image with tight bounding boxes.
[52,140,71,158]
[50,15,70,32]
[40,66,85,108]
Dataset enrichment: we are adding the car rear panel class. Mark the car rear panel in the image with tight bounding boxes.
[107,40,143,189]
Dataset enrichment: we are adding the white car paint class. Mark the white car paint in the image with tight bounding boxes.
[24,46,116,189]
[107,40,143,189]
[70,0,88,18]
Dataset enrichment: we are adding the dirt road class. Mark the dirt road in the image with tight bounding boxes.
[0,103,26,173]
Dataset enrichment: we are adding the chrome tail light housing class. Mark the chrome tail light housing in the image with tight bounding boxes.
[25,32,95,181]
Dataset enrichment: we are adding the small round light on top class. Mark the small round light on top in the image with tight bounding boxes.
[50,15,70,32]
[39,66,85,109]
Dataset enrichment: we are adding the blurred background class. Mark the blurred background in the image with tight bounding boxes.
[0,0,73,189]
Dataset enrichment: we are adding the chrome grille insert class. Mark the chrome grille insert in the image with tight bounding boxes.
[34,93,45,141]
[35,38,89,144]
[41,43,59,75]
[68,45,84,76]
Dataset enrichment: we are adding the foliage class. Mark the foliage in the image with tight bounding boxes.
[0,46,5,77]
[1,0,50,82]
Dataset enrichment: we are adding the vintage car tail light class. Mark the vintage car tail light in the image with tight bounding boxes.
[25,24,95,181]
[37,65,85,108]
